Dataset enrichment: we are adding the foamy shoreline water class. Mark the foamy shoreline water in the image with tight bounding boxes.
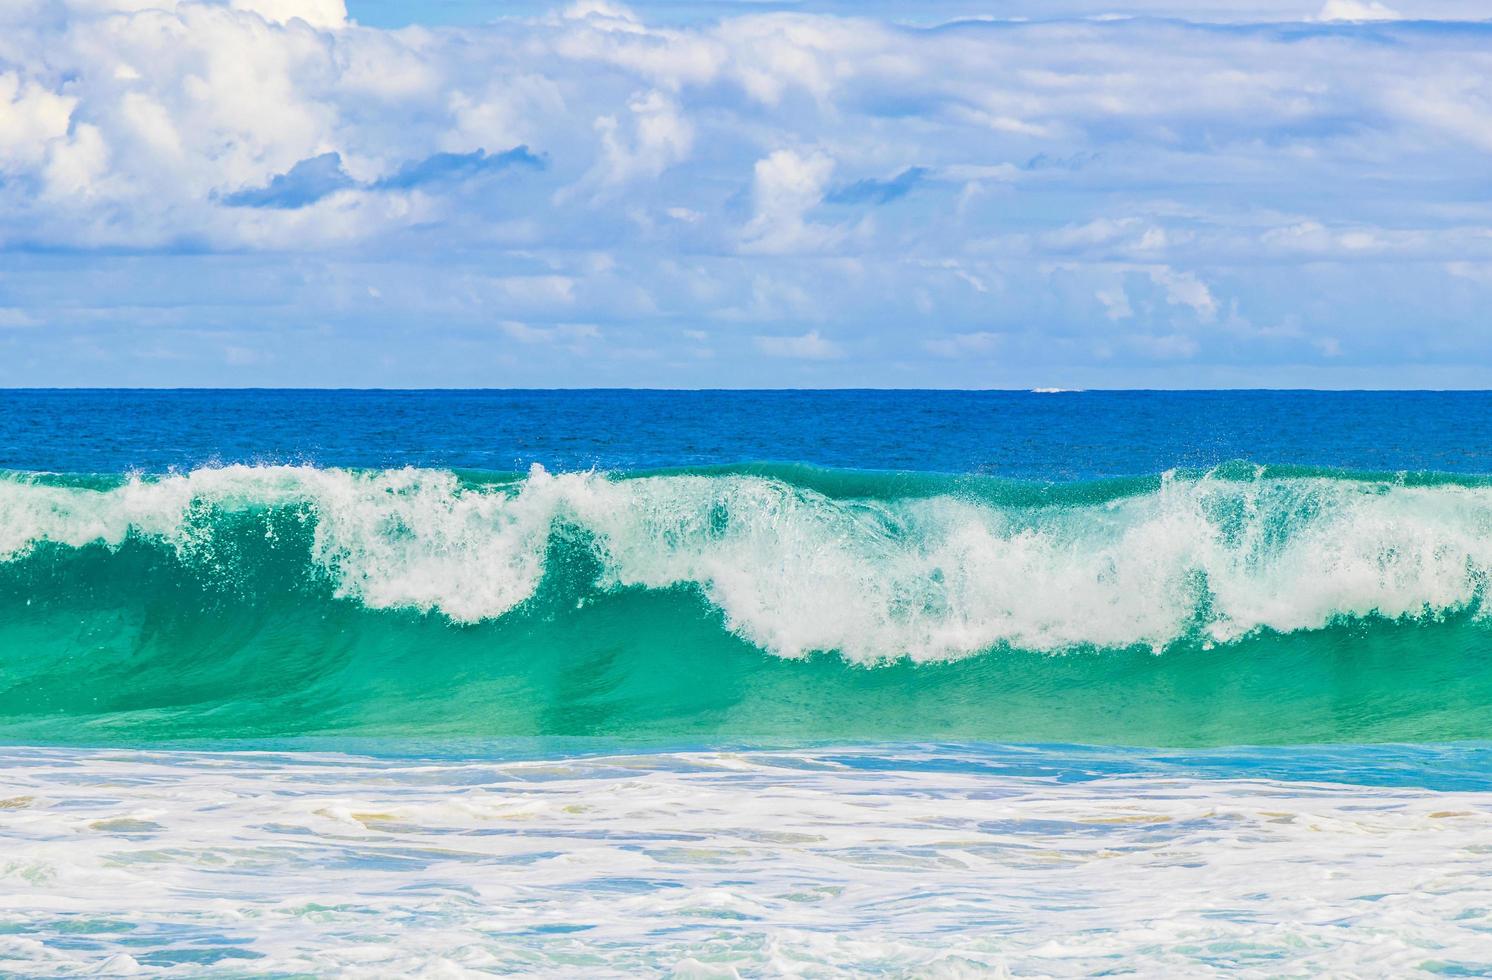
[1,744,1489,976]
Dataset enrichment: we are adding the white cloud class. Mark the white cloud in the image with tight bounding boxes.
[490,276,579,308]
[1317,0,1400,21]
[755,329,843,359]
[232,0,345,27]
[43,124,110,200]
[589,89,692,189]
[5,0,1492,384]
[741,149,840,255]
[1147,267,1217,321]
[1045,218,1141,250]
[3,0,1492,256]
[560,1,641,26]
[0,74,75,171]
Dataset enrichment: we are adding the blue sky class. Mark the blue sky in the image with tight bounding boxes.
[1,0,1490,387]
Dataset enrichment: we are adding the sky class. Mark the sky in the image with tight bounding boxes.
[1,0,1491,387]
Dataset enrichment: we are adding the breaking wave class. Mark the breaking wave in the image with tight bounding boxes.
[5,462,1492,659]
[3,462,1492,745]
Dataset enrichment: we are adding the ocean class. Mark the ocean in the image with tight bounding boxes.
[1,389,1490,975]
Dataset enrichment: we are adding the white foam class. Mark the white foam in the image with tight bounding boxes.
[2,465,1492,660]
[0,745,1488,976]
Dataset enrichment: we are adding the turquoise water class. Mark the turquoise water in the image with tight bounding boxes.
[1,457,1490,746]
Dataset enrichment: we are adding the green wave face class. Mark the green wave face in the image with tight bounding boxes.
[2,463,1491,747]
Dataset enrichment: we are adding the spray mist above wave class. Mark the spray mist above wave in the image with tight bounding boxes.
[2,463,1491,663]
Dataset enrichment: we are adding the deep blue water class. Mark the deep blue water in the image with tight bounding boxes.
[3,388,1491,476]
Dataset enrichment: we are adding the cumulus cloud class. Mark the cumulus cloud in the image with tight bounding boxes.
[1147,267,1218,322]
[0,74,74,171]
[589,90,692,188]
[230,0,345,27]
[741,149,841,254]
[6,0,1492,255]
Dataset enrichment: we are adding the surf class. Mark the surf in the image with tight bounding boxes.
[3,461,1492,746]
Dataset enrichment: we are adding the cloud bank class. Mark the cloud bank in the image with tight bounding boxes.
[1,0,1491,386]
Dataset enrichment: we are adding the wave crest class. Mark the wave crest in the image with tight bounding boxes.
[1,464,1490,662]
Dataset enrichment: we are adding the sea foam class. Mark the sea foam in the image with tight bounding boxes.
[2,744,1490,976]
